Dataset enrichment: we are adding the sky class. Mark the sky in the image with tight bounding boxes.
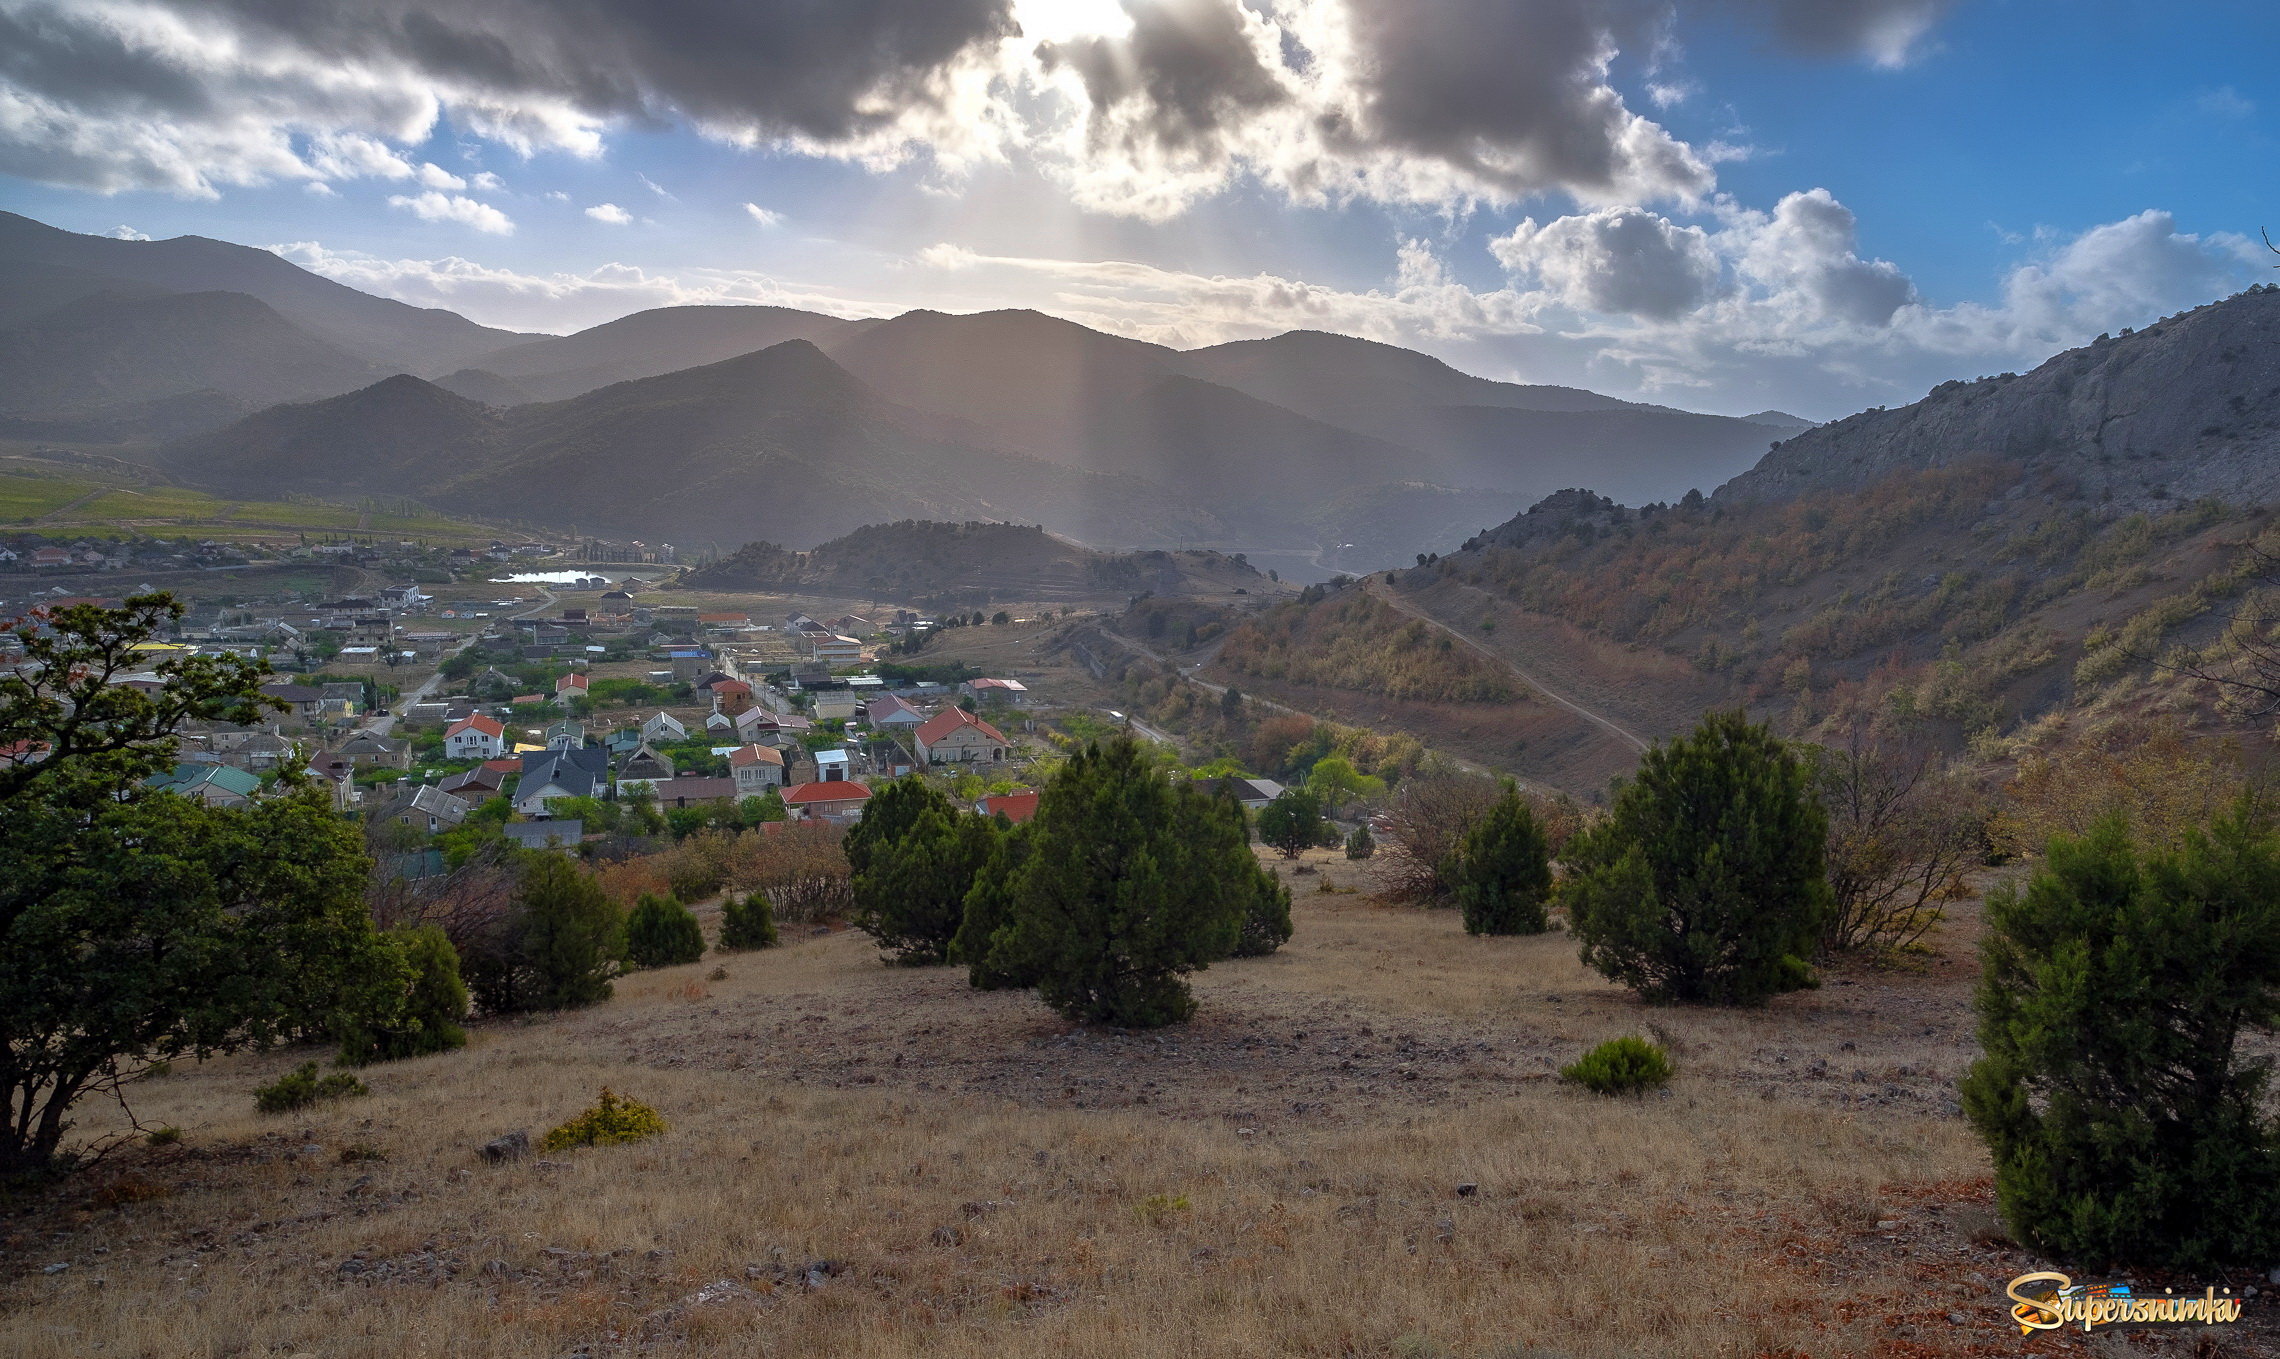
[0,0,2272,419]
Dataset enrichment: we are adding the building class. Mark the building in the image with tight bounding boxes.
[146,763,262,808]
[783,779,872,823]
[806,634,863,665]
[439,764,508,800]
[332,730,406,770]
[1201,776,1288,812]
[813,748,851,782]
[810,691,862,722]
[543,718,585,750]
[514,745,611,817]
[976,789,1040,824]
[555,671,589,699]
[863,694,925,730]
[647,776,739,809]
[377,784,471,834]
[259,681,330,725]
[640,710,687,744]
[728,743,786,794]
[444,714,508,760]
[913,706,1012,765]
[959,677,1029,707]
[616,740,677,789]
[709,678,754,716]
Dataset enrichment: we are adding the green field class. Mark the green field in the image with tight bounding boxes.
[0,458,512,547]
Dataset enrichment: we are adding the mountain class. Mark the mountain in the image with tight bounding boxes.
[162,373,501,496]
[1175,330,1663,426]
[0,211,529,372]
[1717,288,2280,509]
[432,368,537,407]
[0,289,379,418]
[164,342,1227,550]
[461,304,875,401]
[683,520,1272,602]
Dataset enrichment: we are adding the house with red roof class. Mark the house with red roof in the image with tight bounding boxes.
[914,706,1011,765]
[555,671,589,696]
[958,677,1029,707]
[728,743,786,794]
[709,677,754,716]
[782,779,872,823]
[443,713,508,760]
[976,789,1040,824]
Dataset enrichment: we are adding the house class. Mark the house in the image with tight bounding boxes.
[640,710,686,744]
[439,765,507,801]
[317,682,365,718]
[977,789,1041,824]
[28,546,70,568]
[301,760,361,812]
[1201,776,1288,812]
[503,820,583,852]
[805,634,863,664]
[728,743,786,794]
[219,730,299,771]
[555,671,589,698]
[647,776,738,808]
[709,678,754,716]
[809,691,861,722]
[813,748,851,782]
[864,694,925,730]
[914,706,1012,765]
[959,677,1029,707]
[377,784,470,834]
[543,718,585,749]
[616,740,676,788]
[260,681,330,724]
[514,746,611,818]
[783,779,872,823]
[444,714,508,760]
[333,730,407,769]
[146,763,262,808]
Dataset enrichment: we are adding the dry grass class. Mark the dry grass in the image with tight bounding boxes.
[5,877,2250,1359]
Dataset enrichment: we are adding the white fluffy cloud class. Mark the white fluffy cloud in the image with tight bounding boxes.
[1492,207,1725,320]
[584,202,633,225]
[386,191,514,234]
[743,202,784,227]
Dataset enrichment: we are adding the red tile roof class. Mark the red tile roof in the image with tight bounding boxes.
[783,780,872,805]
[977,790,1040,824]
[446,714,506,739]
[915,706,1009,747]
[729,744,785,767]
[556,672,588,690]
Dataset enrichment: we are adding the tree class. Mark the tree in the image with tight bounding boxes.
[336,925,469,1066]
[1809,727,1984,959]
[0,595,389,1175]
[985,739,1252,1026]
[847,777,1001,965]
[954,822,1040,989]
[1256,788,1328,859]
[1563,711,1830,1004]
[463,854,624,1013]
[717,892,779,951]
[623,893,705,969]
[1305,755,1384,817]
[1372,771,1502,902]
[1220,686,1244,720]
[1454,787,1554,935]
[1344,823,1375,860]
[1231,862,1294,957]
[1960,811,2280,1269]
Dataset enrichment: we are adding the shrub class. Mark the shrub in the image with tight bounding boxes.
[1809,728,1983,960]
[539,1088,668,1152]
[717,892,779,951]
[623,893,705,969]
[1373,773,1502,903]
[1563,712,1829,1004]
[144,1125,182,1147]
[461,853,624,1014]
[1256,788,1328,860]
[1560,1037,1674,1095]
[336,924,470,1065]
[254,1061,368,1114]
[1344,823,1375,860]
[1960,809,2280,1269]
[1231,867,1294,958]
[986,739,1252,1026]
[846,777,1000,966]
[733,821,854,923]
[954,822,1041,990]
[1454,787,1553,935]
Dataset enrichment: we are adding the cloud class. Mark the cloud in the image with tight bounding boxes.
[0,0,1956,218]
[470,170,504,191]
[585,202,632,224]
[743,202,784,227]
[415,162,466,190]
[636,171,673,198]
[1492,207,1725,319]
[2197,86,2255,119]
[105,224,148,240]
[270,239,892,332]
[386,191,515,234]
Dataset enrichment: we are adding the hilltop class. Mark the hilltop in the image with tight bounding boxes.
[682,520,1277,604]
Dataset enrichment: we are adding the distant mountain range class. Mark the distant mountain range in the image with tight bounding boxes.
[0,210,1811,570]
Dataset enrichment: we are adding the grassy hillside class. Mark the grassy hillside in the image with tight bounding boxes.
[1219,587,1519,703]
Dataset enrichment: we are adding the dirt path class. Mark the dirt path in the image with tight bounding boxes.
[1365,580,1649,754]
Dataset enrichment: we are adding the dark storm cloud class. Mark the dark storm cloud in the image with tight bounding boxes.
[1038,0,1290,156]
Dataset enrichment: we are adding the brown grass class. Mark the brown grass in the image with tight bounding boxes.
[0,867,2195,1358]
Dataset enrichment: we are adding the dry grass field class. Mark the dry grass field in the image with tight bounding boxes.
[2,856,2269,1358]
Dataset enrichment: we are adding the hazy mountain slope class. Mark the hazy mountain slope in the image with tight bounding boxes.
[0,211,528,371]
[685,520,1270,601]
[454,342,1228,548]
[1175,330,1661,427]
[1718,285,2280,508]
[432,369,537,407]
[1410,404,1787,504]
[0,290,380,416]
[462,304,876,400]
[0,259,170,328]
[161,375,503,497]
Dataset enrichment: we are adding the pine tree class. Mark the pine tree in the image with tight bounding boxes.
[336,925,469,1065]
[1454,787,1553,935]
[848,777,999,966]
[1256,788,1327,859]
[1345,823,1375,860]
[1961,810,2280,1269]
[954,822,1041,989]
[1562,711,1829,1003]
[624,893,705,969]
[1231,856,1294,957]
[990,739,1249,1026]
[467,853,624,1012]
[717,892,779,951]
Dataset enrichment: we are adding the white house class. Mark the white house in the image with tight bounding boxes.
[913,706,1012,765]
[728,743,786,794]
[640,710,687,743]
[443,714,507,760]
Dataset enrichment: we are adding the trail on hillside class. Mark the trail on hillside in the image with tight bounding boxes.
[1363,580,1650,754]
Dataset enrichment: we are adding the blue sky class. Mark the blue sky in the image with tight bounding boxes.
[0,0,2270,418]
